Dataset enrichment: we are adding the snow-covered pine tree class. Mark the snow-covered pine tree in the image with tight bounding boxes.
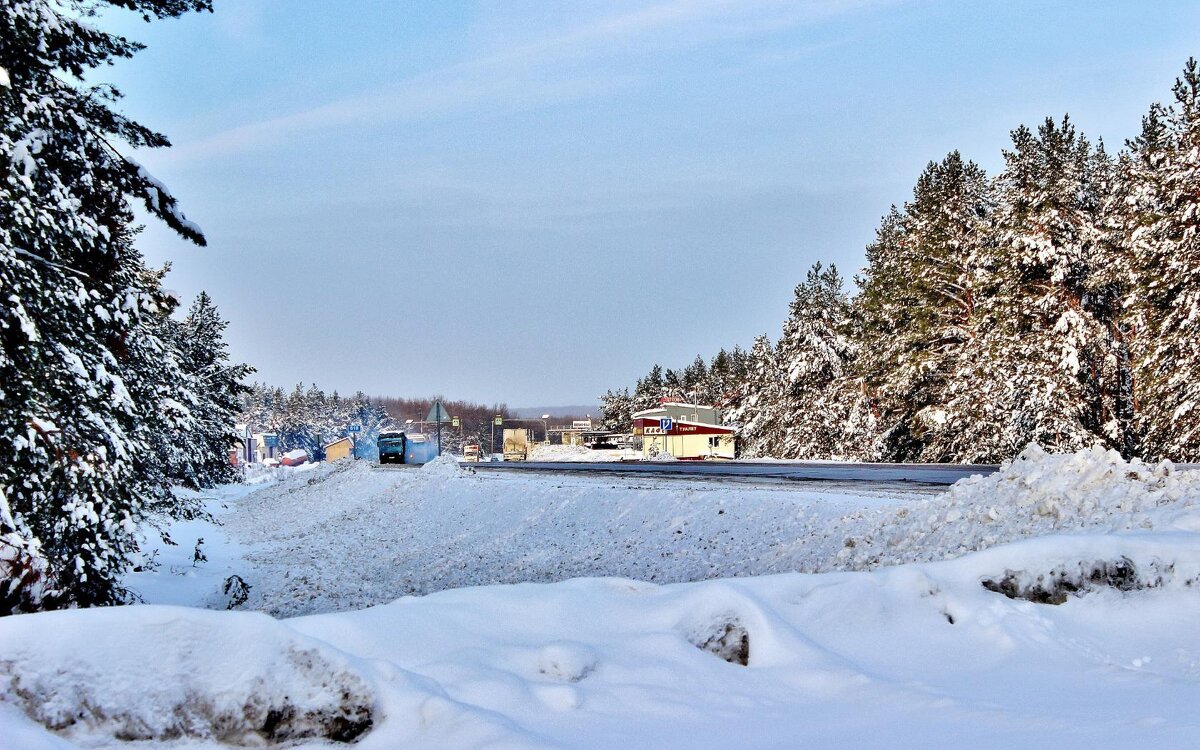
[725,334,782,457]
[1127,59,1200,461]
[1,0,212,611]
[855,154,992,460]
[1079,140,1137,456]
[632,365,665,412]
[598,387,633,432]
[172,293,252,486]
[775,263,857,459]
[346,391,390,459]
[944,117,1112,461]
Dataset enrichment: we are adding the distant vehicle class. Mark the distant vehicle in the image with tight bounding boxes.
[463,443,481,462]
[378,430,436,465]
[503,429,529,461]
[280,449,308,467]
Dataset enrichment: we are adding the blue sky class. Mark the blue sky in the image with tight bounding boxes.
[103,0,1199,406]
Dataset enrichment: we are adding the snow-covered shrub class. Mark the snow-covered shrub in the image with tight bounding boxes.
[979,554,1198,605]
[683,614,750,666]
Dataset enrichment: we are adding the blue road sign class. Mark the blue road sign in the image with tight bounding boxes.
[263,434,279,448]
[659,417,673,432]
[348,424,361,433]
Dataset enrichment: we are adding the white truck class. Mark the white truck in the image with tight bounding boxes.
[502,429,529,461]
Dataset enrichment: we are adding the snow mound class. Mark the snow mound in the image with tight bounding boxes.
[834,444,1200,570]
[536,641,598,682]
[421,453,465,478]
[0,607,374,745]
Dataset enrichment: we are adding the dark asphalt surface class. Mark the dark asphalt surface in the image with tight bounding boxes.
[464,460,1000,486]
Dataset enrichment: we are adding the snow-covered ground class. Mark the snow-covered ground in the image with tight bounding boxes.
[527,444,639,461]
[3,447,1199,748]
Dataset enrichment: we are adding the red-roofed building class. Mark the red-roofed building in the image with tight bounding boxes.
[632,402,736,460]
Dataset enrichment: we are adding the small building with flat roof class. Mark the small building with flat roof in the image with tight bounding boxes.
[632,402,735,460]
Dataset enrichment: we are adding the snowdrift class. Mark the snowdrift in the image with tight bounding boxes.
[0,607,374,746]
[4,530,1200,748]
[827,443,1200,570]
[3,446,1199,748]
[218,445,1200,618]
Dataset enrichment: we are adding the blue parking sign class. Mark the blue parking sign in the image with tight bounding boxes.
[659,417,673,432]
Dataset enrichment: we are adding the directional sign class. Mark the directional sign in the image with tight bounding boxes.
[347,423,361,433]
[659,417,674,432]
[427,402,451,422]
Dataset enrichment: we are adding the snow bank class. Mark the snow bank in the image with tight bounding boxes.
[219,461,914,617]
[213,446,1200,618]
[421,453,465,479]
[828,444,1200,571]
[8,530,1200,749]
[5,446,1200,748]
[0,607,374,745]
[528,444,633,462]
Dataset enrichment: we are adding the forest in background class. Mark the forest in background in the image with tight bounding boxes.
[602,59,1200,464]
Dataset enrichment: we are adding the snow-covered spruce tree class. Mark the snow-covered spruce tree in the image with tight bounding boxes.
[943,117,1114,461]
[170,292,252,487]
[857,155,993,460]
[344,390,390,459]
[1,0,213,610]
[1126,59,1200,461]
[632,364,665,412]
[598,387,633,432]
[775,263,858,459]
[725,334,783,457]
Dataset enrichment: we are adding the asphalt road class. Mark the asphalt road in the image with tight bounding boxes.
[465,460,1000,486]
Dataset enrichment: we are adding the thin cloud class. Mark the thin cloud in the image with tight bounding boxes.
[162,0,897,164]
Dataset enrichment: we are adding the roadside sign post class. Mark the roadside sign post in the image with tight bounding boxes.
[492,415,503,458]
[659,417,673,455]
[347,423,361,458]
[427,402,451,457]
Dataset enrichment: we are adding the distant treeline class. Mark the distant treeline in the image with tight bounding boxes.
[602,59,1200,464]
[238,388,520,457]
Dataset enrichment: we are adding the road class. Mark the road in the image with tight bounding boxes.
[466,460,1000,486]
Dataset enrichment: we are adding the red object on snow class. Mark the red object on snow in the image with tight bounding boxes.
[280,449,308,467]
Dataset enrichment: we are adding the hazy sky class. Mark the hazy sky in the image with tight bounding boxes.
[103,0,1199,406]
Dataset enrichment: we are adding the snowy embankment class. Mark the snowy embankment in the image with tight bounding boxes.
[219,456,924,616]
[214,445,1194,618]
[2,447,1199,748]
